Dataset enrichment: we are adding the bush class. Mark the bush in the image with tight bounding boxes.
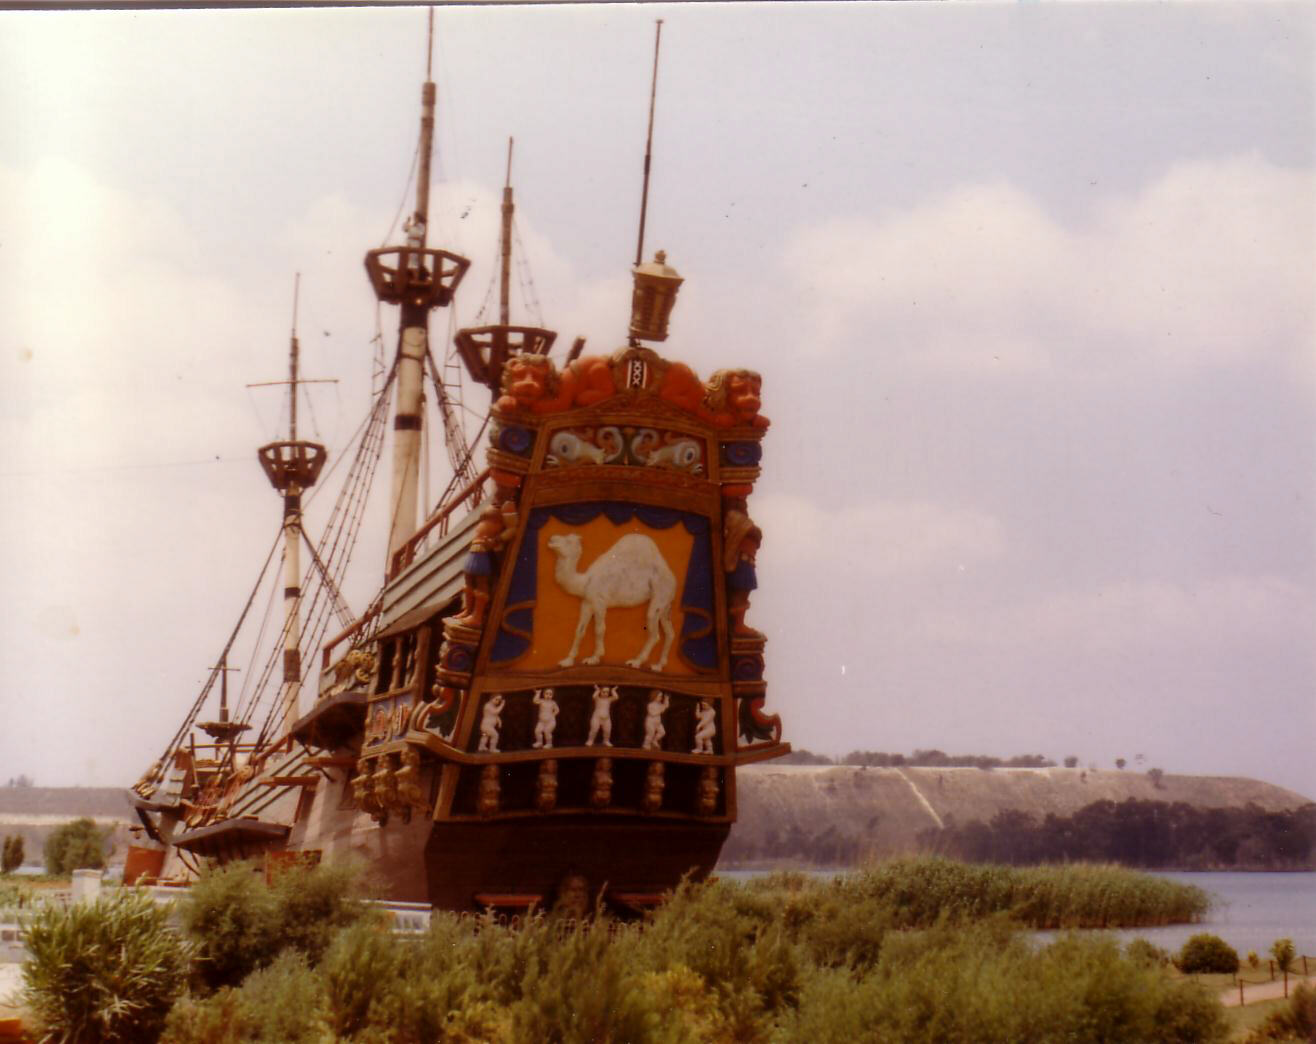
[181,859,367,991]
[22,889,188,1044]
[1126,937,1172,966]
[1177,933,1240,974]
[1269,937,1296,973]
[43,817,111,875]
[164,951,327,1044]
[181,862,282,990]
[2,834,23,874]
[1241,982,1316,1043]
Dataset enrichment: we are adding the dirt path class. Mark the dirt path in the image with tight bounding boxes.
[1221,972,1314,1008]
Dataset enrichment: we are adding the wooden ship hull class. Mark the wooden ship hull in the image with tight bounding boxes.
[127,29,788,914]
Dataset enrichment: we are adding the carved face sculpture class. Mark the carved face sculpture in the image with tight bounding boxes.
[500,356,554,409]
[725,371,763,425]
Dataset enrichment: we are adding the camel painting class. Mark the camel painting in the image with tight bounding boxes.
[546,531,678,671]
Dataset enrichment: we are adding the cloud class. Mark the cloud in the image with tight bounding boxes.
[915,573,1314,656]
[754,493,1006,580]
[783,155,1313,380]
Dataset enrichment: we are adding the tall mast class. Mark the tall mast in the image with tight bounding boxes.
[254,274,328,733]
[500,138,514,326]
[365,10,470,569]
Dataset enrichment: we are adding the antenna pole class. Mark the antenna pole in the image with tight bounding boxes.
[634,19,664,268]
[500,137,514,326]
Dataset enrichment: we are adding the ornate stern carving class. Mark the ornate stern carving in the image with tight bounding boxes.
[692,700,718,755]
[697,766,720,817]
[535,759,559,812]
[531,688,560,749]
[641,761,665,813]
[395,748,426,815]
[477,764,501,818]
[641,691,669,750]
[589,758,614,809]
[477,694,505,753]
[352,757,383,820]
[585,685,619,747]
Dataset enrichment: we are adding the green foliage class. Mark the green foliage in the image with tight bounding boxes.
[181,859,367,991]
[160,857,1231,1042]
[1248,949,1260,968]
[181,862,282,990]
[1240,983,1316,1044]
[1177,933,1240,974]
[21,889,188,1044]
[43,817,111,875]
[1269,936,1296,973]
[929,799,1316,870]
[2,834,23,873]
[783,923,1227,1044]
[163,951,327,1044]
[1126,937,1172,966]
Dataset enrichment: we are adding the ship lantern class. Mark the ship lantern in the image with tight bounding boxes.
[629,250,683,342]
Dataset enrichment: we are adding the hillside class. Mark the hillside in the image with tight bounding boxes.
[0,787,136,867]
[724,765,1315,868]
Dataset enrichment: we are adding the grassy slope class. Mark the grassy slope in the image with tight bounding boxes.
[728,765,1314,865]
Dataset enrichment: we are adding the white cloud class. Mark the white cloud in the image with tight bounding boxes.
[915,573,1314,655]
[784,155,1313,380]
[755,493,1006,580]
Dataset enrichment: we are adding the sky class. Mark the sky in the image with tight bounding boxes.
[1,3,1312,798]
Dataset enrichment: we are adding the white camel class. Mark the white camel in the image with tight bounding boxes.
[547,531,677,670]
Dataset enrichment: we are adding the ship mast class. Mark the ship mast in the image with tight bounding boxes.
[254,274,328,733]
[365,11,470,567]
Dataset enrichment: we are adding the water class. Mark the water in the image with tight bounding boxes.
[719,869,1316,957]
[1112,872,1316,957]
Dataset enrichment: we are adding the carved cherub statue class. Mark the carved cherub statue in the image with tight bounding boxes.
[642,690,670,750]
[477,694,505,753]
[692,700,717,755]
[586,685,620,747]
[531,688,560,749]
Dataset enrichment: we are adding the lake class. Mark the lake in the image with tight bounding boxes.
[719,869,1316,957]
[1114,871,1316,957]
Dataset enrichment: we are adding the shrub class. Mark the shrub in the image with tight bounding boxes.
[1177,933,1240,974]
[181,862,282,990]
[1269,937,1296,973]
[181,859,367,991]
[1126,937,1172,966]
[1247,949,1260,969]
[22,889,188,1044]
[1241,982,1316,1043]
[2,834,23,874]
[163,951,327,1044]
[43,817,111,875]
[783,923,1228,1044]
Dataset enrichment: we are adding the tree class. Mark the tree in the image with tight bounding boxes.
[1147,767,1165,789]
[44,818,111,875]
[4,775,33,788]
[1271,937,1296,997]
[2,835,23,874]
[1115,758,1126,770]
[1063,756,1079,768]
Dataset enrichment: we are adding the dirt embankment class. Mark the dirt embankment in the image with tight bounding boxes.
[725,766,1314,867]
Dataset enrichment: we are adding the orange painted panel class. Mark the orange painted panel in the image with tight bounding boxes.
[506,514,698,676]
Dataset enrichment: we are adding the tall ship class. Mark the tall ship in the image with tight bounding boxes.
[127,26,789,912]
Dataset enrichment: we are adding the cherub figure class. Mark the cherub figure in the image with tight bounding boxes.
[642,690,670,750]
[532,688,560,749]
[586,685,620,747]
[477,694,505,752]
[692,700,717,755]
